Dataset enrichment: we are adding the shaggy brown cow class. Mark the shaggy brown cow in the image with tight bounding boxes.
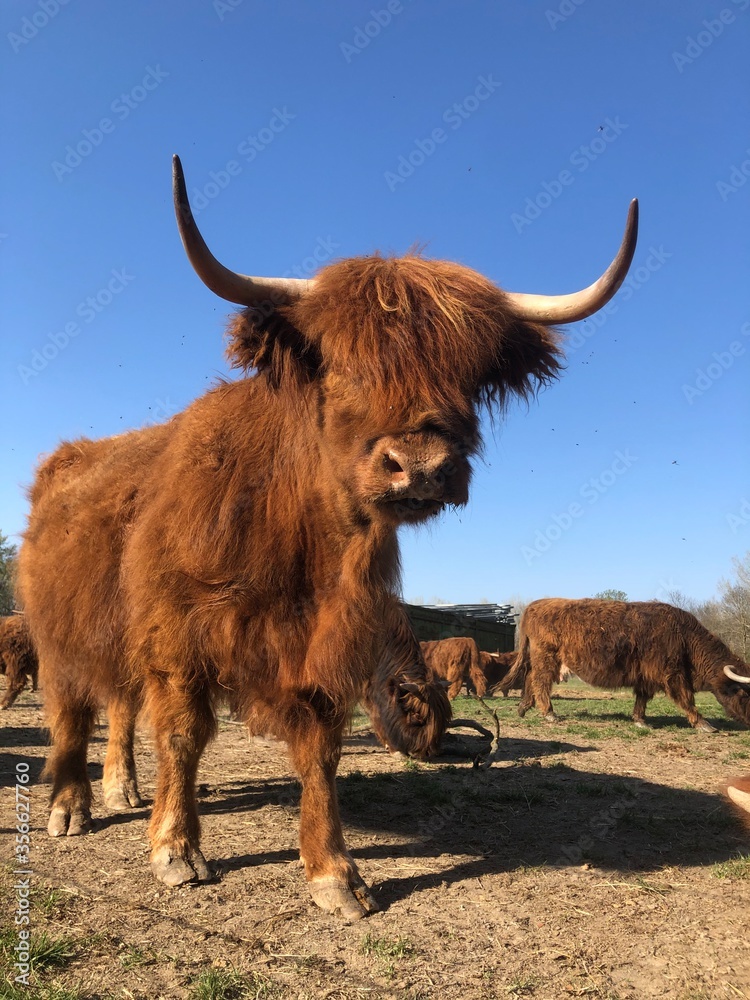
[0,615,38,709]
[506,598,750,731]
[420,637,487,699]
[18,156,636,921]
[479,650,517,696]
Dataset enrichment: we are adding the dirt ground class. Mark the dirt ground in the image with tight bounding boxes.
[2,682,750,1000]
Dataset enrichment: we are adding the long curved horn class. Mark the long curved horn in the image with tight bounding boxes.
[172,155,312,306]
[504,199,639,324]
[724,665,750,683]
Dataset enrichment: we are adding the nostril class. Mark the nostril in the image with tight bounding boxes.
[384,452,407,482]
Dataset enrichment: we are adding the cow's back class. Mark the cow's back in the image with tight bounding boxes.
[522,598,690,689]
[19,422,175,697]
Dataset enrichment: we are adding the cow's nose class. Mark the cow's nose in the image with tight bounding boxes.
[383,449,452,500]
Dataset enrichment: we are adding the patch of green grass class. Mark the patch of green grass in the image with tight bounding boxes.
[564,724,601,740]
[187,968,281,1000]
[31,887,74,921]
[0,985,93,1000]
[118,944,155,970]
[361,933,416,960]
[0,927,77,974]
[711,853,750,880]
[505,974,541,996]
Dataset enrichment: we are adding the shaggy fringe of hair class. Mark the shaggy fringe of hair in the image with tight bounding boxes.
[225,253,563,417]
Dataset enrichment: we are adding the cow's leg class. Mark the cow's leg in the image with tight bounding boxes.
[0,656,28,709]
[517,682,534,717]
[287,712,378,922]
[663,676,716,732]
[632,685,653,728]
[148,685,214,887]
[102,696,143,810]
[469,666,487,699]
[447,669,463,700]
[30,670,38,693]
[45,696,96,836]
[527,653,557,721]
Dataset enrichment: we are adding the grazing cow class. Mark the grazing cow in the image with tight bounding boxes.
[505,598,750,731]
[18,156,636,920]
[241,632,452,759]
[0,615,38,709]
[478,650,517,697]
[420,637,487,699]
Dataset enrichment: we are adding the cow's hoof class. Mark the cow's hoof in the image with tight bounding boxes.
[151,845,212,887]
[308,875,379,922]
[48,805,92,837]
[104,784,143,810]
[695,719,718,733]
[633,719,651,730]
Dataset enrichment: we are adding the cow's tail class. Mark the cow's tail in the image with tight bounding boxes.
[499,635,530,694]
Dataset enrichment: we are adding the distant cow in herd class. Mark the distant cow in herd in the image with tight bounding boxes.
[17,154,637,921]
[0,615,38,709]
[419,639,520,699]
[420,637,486,699]
[505,598,750,731]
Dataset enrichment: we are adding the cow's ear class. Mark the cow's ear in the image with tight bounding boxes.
[225,307,322,385]
[481,318,563,408]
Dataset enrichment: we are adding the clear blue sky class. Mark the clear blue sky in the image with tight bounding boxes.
[2,1,748,608]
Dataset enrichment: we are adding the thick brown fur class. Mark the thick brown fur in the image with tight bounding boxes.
[19,250,562,916]
[507,598,750,730]
[420,637,488,699]
[478,650,518,697]
[362,610,451,758]
[0,615,38,709]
